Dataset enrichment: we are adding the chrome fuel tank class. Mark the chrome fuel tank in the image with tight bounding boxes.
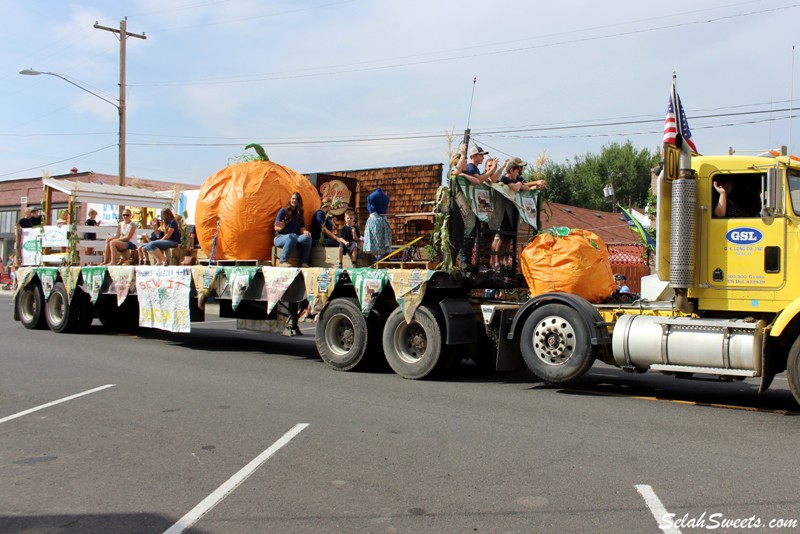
[612,315,765,374]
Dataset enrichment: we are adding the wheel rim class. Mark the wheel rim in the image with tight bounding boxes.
[48,291,66,325]
[19,290,36,323]
[324,312,356,357]
[393,321,427,364]
[532,314,576,366]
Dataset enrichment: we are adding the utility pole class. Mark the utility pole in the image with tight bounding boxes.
[94,17,146,187]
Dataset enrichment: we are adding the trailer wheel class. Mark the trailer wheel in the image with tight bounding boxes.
[18,283,46,330]
[45,282,80,333]
[382,305,451,379]
[520,303,594,384]
[786,337,800,406]
[316,297,372,371]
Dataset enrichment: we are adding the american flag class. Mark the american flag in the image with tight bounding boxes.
[663,77,697,153]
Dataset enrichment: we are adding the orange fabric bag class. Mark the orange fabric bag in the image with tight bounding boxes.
[520,228,616,303]
[195,160,321,261]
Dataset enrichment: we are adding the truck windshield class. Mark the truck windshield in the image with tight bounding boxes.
[789,171,800,216]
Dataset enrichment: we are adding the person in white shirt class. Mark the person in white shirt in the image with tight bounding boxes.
[100,210,138,265]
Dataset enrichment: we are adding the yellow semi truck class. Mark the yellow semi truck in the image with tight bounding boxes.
[479,145,800,405]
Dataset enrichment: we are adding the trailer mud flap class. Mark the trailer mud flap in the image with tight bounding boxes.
[439,298,476,345]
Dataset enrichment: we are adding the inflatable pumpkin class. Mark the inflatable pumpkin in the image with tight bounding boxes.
[195,159,320,261]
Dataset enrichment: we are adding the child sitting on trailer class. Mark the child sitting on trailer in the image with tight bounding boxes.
[337,209,362,268]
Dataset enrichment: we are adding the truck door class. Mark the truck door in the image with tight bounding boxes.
[705,172,785,291]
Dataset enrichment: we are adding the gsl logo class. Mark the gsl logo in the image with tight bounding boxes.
[726,227,763,245]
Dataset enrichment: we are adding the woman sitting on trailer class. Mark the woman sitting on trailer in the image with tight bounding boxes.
[144,209,181,266]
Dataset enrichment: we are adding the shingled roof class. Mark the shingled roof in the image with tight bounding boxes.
[538,202,640,244]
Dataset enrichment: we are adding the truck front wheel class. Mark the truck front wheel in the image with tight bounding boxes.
[786,337,800,406]
[18,283,46,330]
[382,305,451,379]
[520,303,594,384]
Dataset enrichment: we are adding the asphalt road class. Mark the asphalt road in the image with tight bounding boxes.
[1,292,799,533]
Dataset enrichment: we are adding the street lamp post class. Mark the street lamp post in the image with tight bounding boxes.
[20,17,145,189]
[19,68,124,186]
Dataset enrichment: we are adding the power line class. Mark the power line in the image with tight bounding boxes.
[0,145,116,179]
[130,4,800,87]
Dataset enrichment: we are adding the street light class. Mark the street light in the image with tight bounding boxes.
[19,68,126,187]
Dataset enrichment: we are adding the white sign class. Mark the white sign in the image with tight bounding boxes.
[135,266,193,332]
[41,225,69,247]
[20,227,42,266]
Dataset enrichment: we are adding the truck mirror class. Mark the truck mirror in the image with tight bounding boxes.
[761,167,782,222]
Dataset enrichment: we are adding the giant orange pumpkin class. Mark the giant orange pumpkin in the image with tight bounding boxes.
[195,160,321,261]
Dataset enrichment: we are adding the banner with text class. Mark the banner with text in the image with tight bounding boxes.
[136,266,192,332]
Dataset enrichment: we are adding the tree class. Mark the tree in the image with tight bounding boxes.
[534,141,660,210]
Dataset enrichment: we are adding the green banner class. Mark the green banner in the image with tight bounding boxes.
[224,266,259,310]
[457,177,540,230]
[347,267,389,315]
[81,266,107,303]
[38,267,59,301]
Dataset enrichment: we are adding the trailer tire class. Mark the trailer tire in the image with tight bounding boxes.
[520,303,594,384]
[18,283,46,330]
[316,297,372,371]
[382,305,451,379]
[786,337,800,406]
[45,282,80,333]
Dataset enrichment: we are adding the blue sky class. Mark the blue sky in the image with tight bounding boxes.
[1,0,799,186]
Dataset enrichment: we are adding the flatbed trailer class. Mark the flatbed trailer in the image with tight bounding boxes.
[13,148,800,407]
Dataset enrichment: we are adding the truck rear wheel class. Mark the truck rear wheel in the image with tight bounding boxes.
[786,337,800,406]
[18,283,46,330]
[382,305,451,379]
[316,297,373,371]
[520,303,594,384]
[45,282,80,333]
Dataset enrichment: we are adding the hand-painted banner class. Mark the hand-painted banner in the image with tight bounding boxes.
[302,267,342,315]
[109,266,136,305]
[81,266,107,303]
[58,267,81,297]
[388,269,434,323]
[38,267,59,300]
[261,266,300,314]
[224,266,259,310]
[347,267,388,315]
[136,266,192,332]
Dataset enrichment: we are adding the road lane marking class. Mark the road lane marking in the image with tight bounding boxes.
[635,484,681,534]
[0,384,116,425]
[564,388,799,415]
[163,422,309,534]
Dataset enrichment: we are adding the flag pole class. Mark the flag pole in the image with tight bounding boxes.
[672,71,693,175]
